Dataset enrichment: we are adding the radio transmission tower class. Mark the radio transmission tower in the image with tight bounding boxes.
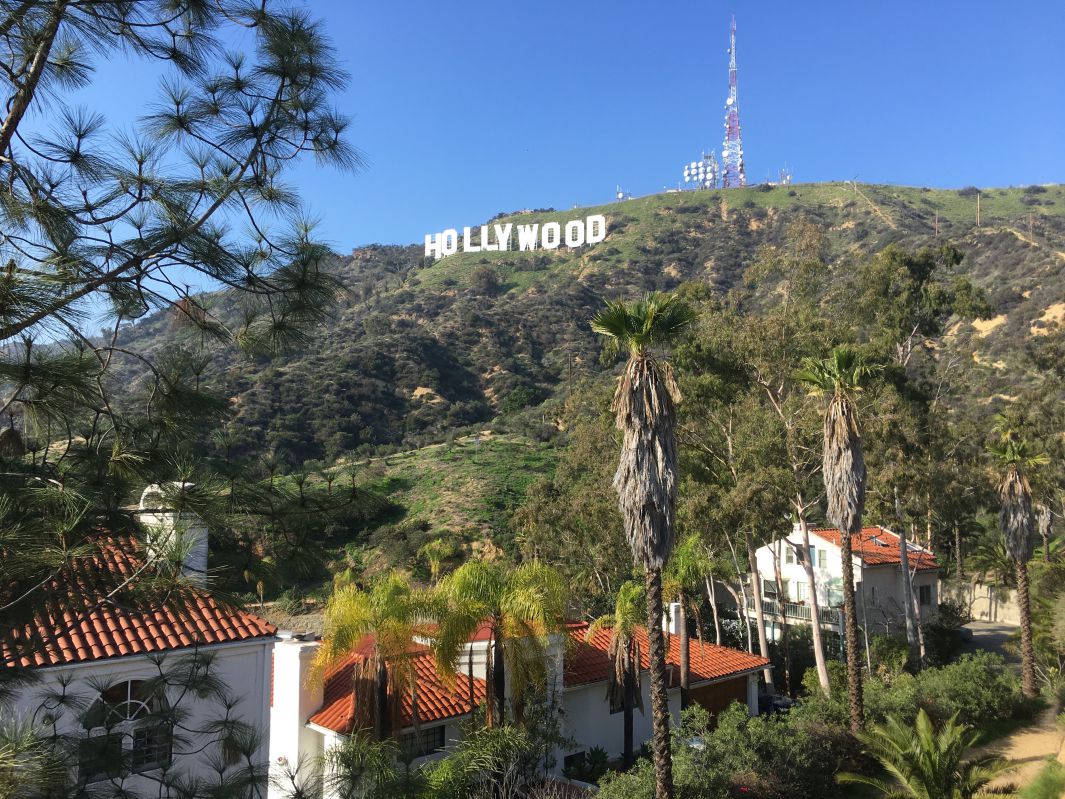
[721,15,746,188]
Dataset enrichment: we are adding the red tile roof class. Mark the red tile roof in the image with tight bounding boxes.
[810,526,939,571]
[564,623,768,689]
[309,639,487,734]
[2,536,275,670]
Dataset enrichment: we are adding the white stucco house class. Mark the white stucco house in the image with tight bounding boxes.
[0,485,276,796]
[750,524,940,640]
[268,612,768,798]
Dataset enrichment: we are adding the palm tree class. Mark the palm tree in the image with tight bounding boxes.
[667,533,715,705]
[431,560,566,727]
[587,580,646,768]
[989,430,1048,698]
[314,572,425,741]
[418,537,458,584]
[797,345,876,733]
[592,291,695,799]
[837,709,1011,799]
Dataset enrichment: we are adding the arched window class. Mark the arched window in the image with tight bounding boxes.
[79,680,172,783]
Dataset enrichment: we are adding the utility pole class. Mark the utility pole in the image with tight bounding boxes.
[976,192,981,226]
[934,213,939,237]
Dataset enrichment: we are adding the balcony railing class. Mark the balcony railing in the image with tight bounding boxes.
[758,596,841,628]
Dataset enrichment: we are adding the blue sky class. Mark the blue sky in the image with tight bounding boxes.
[60,1,1065,250]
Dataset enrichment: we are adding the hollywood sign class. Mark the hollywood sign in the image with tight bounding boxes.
[424,214,607,261]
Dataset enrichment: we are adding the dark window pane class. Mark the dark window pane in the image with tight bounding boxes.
[79,733,123,783]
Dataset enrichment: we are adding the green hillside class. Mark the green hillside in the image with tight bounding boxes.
[114,181,1065,466]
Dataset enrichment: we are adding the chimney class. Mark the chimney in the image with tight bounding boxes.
[268,635,324,799]
[663,601,682,635]
[138,483,208,586]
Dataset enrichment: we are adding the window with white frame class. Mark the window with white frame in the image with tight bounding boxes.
[817,549,827,569]
[80,680,171,783]
[795,582,809,602]
[785,546,795,565]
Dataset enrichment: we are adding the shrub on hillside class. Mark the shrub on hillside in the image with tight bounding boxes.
[793,652,1023,730]
[915,652,1024,727]
[922,597,970,666]
[597,704,851,799]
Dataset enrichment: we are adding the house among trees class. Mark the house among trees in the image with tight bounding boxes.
[268,618,767,797]
[1,486,276,795]
[751,525,939,639]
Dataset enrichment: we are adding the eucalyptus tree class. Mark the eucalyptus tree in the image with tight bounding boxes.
[797,346,877,733]
[989,429,1048,698]
[430,560,566,728]
[0,1,357,648]
[587,580,645,768]
[673,270,834,696]
[591,291,694,799]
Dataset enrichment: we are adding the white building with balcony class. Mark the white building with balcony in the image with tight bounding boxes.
[750,525,940,640]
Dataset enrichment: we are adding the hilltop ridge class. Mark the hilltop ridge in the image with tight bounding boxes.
[113,182,1065,468]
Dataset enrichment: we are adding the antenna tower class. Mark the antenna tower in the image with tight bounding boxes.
[721,15,746,188]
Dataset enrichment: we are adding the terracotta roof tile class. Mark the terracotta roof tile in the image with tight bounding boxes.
[810,526,939,570]
[309,639,487,734]
[564,623,768,689]
[2,536,276,670]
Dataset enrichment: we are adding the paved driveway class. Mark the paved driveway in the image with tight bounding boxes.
[961,620,1020,665]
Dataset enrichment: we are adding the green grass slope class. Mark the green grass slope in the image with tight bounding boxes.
[114,183,1065,468]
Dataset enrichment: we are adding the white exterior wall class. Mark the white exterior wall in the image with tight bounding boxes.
[12,639,271,794]
[754,528,941,635]
[269,638,324,799]
[753,534,846,607]
[557,674,684,768]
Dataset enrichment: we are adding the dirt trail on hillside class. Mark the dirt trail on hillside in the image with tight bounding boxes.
[1001,226,1065,262]
[980,705,1064,792]
[848,182,897,230]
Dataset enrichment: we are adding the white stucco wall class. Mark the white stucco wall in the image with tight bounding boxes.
[558,674,682,767]
[753,534,846,608]
[11,638,272,795]
[755,529,940,636]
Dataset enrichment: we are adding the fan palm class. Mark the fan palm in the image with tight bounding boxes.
[430,560,566,727]
[314,572,425,740]
[591,291,695,799]
[837,709,1011,798]
[587,580,646,767]
[989,430,1048,698]
[796,345,876,732]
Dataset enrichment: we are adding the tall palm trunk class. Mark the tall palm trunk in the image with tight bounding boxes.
[771,542,793,696]
[678,600,690,708]
[745,531,774,691]
[644,568,675,799]
[375,659,391,740]
[839,527,865,732]
[1016,559,1037,697]
[623,652,636,768]
[491,629,506,726]
[798,517,831,694]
